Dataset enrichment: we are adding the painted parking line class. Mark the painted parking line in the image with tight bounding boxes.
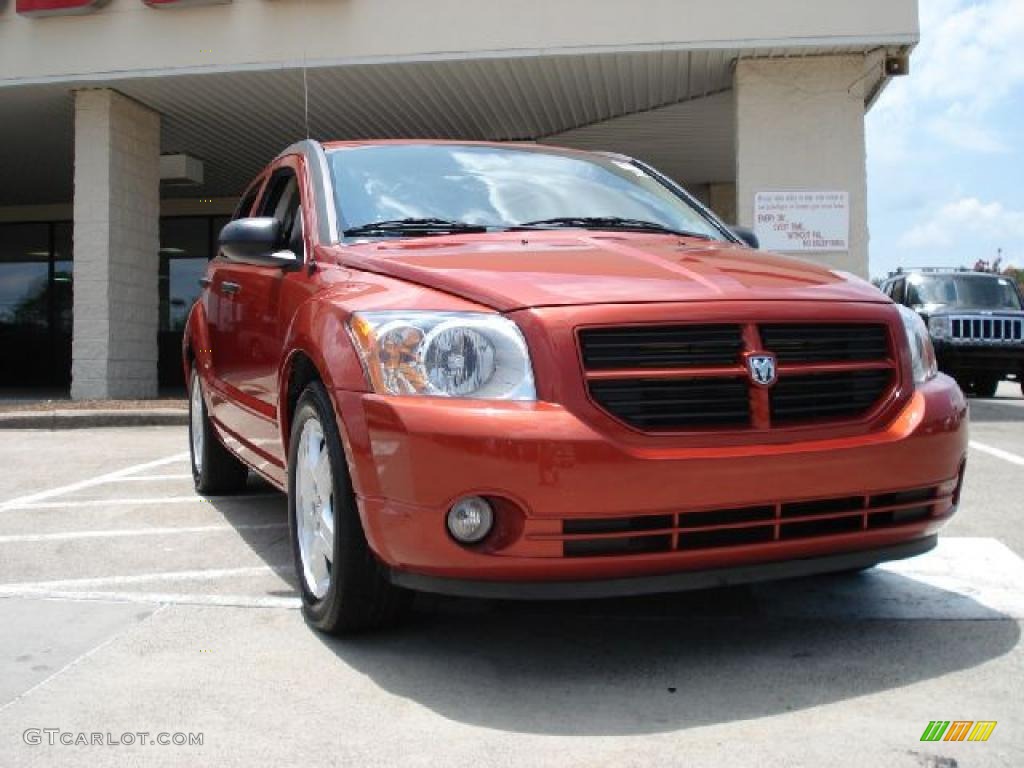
[0,590,301,610]
[7,493,279,511]
[0,538,1020,619]
[114,474,194,482]
[970,440,1024,467]
[0,523,287,544]
[754,537,1024,620]
[0,565,299,610]
[0,452,189,511]
[1,565,291,590]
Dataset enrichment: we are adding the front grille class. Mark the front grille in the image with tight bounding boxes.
[588,377,750,429]
[950,316,1024,343]
[580,321,895,432]
[760,324,889,363]
[769,369,893,424]
[579,324,743,369]
[558,485,943,558]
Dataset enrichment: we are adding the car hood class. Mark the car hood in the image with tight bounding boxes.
[332,232,887,311]
[921,304,1024,317]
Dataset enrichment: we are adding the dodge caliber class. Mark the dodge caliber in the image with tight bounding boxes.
[184,140,968,634]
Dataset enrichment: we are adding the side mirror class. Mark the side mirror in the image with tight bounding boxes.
[729,226,760,249]
[219,218,299,268]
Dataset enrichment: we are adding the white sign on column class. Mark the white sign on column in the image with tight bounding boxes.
[754,190,849,253]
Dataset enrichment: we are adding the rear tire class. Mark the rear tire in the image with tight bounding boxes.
[288,380,411,635]
[189,368,249,495]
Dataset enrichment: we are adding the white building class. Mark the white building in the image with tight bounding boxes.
[0,0,918,397]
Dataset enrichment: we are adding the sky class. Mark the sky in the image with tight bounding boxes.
[866,0,1024,278]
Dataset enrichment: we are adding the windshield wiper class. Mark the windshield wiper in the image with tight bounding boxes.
[344,218,490,237]
[512,217,713,239]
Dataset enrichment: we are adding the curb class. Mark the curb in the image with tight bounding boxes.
[0,409,188,430]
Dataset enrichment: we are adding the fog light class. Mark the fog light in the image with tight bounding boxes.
[447,496,494,544]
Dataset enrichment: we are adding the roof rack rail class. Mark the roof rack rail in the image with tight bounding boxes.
[886,266,974,277]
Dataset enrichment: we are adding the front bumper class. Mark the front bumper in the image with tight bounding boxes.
[389,536,937,599]
[934,340,1024,374]
[332,374,968,587]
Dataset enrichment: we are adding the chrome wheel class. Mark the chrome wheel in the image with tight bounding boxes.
[295,417,335,599]
[190,374,204,476]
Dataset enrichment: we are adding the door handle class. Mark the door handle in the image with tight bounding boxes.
[220,281,241,295]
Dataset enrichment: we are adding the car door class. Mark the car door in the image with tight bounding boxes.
[208,158,311,477]
[203,178,263,419]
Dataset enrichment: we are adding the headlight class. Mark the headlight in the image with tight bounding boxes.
[897,305,938,385]
[348,311,536,400]
[928,315,951,339]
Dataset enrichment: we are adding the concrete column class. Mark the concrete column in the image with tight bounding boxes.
[708,183,737,225]
[735,56,869,276]
[71,89,161,400]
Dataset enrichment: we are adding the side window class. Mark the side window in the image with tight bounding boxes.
[258,169,304,258]
[890,279,906,304]
[233,184,261,221]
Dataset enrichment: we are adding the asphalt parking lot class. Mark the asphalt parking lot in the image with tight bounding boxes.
[1,386,1022,767]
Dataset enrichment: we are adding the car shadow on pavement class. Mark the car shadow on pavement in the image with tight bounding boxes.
[314,575,1019,736]
[203,477,1020,737]
[203,476,298,593]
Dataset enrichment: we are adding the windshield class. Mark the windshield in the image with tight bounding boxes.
[327,144,727,240]
[906,274,1022,310]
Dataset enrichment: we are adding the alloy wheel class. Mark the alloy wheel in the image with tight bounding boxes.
[190,374,204,476]
[295,417,335,599]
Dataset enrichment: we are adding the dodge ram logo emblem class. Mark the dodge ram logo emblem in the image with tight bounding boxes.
[747,353,777,387]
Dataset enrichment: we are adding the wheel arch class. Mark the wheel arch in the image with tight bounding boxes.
[183,300,213,393]
[278,296,369,484]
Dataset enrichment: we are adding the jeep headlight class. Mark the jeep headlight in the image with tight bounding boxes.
[928,315,951,339]
[898,305,938,385]
[349,311,536,400]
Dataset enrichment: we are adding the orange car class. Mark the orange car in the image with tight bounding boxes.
[184,140,968,634]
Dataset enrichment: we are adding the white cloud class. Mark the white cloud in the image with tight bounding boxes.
[872,0,1024,155]
[913,0,1024,108]
[867,1,1024,276]
[927,107,1011,153]
[899,197,1024,248]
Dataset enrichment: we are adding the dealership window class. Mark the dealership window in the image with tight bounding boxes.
[157,216,231,389]
[0,215,228,391]
[53,222,73,335]
[159,217,211,332]
[0,222,55,386]
[0,223,50,331]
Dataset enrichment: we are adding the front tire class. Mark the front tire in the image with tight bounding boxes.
[189,368,249,495]
[288,381,411,634]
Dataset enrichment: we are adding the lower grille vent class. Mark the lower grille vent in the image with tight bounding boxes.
[559,485,945,557]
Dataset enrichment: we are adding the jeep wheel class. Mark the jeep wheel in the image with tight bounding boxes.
[973,375,999,398]
[288,381,411,634]
[189,369,249,494]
